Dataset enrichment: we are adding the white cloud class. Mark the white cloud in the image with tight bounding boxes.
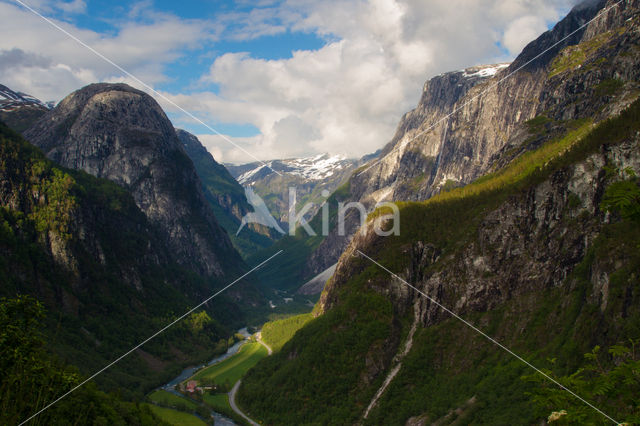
[0,0,582,163]
[177,0,579,162]
[0,1,214,100]
[503,15,553,55]
[56,0,86,14]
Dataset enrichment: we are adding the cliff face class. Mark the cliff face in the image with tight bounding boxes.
[0,122,245,392]
[239,1,640,423]
[304,0,640,279]
[24,83,239,277]
[240,88,640,426]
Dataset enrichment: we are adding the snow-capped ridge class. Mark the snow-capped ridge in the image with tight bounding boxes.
[235,153,354,185]
[0,84,52,112]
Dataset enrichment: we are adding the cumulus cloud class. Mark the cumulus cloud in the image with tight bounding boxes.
[503,15,555,55]
[0,0,583,162]
[0,1,215,101]
[0,48,51,72]
[174,0,580,162]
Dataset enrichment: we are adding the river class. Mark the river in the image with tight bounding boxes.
[160,328,251,425]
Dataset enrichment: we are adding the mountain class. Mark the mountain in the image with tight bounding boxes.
[302,0,640,281]
[0,120,249,396]
[23,83,244,279]
[0,83,51,133]
[238,0,640,424]
[228,153,373,297]
[0,82,268,393]
[226,153,359,230]
[176,129,275,257]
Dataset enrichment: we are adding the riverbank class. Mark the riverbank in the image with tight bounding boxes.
[149,328,273,425]
[149,329,252,425]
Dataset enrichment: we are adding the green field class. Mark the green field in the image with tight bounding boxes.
[202,393,230,412]
[261,313,313,352]
[190,341,268,386]
[148,389,198,411]
[146,404,206,426]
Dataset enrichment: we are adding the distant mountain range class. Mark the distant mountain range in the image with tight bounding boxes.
[228,154,357,185]
[226,153,376,231]
[0,84,53,110]
[0,84,52,133]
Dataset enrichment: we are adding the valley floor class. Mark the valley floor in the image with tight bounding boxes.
[149,333,270,425]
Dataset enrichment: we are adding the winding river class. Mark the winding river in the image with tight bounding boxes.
[160,328,251,426]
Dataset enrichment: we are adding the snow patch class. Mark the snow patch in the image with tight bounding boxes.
[237,164,269,185]
[236,153,354,185]
[0,85,52,111]
[462,63,510,79]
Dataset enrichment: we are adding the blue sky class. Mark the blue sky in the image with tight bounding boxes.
[0,0,577,163]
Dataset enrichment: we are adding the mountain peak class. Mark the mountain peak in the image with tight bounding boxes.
[24,82,241,278]
[460,63,511,79]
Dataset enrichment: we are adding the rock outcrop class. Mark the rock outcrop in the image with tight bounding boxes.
[305,0,640,279]
[24,83,240,278]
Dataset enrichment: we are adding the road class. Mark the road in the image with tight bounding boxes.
[256,332,273,355]
[227,333,272,425]
[229,380,259,426]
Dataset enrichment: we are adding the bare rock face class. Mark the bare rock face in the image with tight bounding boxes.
[306,0,640,278]
[321,121,640,322]
[25,83,237,278]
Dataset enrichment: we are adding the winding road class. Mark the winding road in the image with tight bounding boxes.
[229,380,259,426]
[227,333,272,425]
[256,332,273,355]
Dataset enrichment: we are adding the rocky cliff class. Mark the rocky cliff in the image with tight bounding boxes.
[24,83,240,278]
[304,0,640,280]
[0,121,247,393]
[240,84,640,426]
[239,1,640,423]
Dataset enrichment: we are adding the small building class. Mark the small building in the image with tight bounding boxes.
[186,380,197,393]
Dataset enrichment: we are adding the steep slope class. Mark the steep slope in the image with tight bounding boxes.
[176,129,275,257]
[303,0,640,279]
[0,121,247,395]
[24,83,242,279]
[239,1,640,424]
[240,88,640,426]
[244,179,352,296]
[0,83,51,133]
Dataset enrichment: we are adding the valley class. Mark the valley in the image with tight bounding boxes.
[1,0,640,425]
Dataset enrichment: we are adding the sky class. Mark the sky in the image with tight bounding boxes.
[0,0,581,164]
